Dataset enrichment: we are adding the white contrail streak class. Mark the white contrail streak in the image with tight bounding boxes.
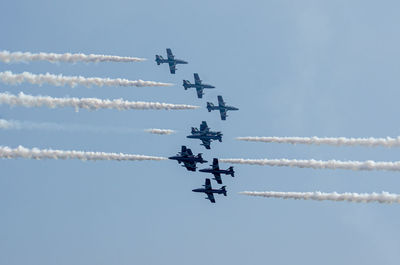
[0,71,172,88]
[0,50,146,63]
[220,158,400,172]
[0,145,167,162]
[0,92,199,111]
[240,191,400,204]
[236,136,400,148]
[144,128,176,135]
[0,119,173,135]
[0,119,19,129]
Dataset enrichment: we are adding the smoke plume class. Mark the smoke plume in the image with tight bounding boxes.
[236,136,400,148]
[0,71,172,87]
[0,145,167,162]
[0,50,146,63]
[220,158,400,172]
[0,92,199,111]
[240,191,400,204]
[144,128,176,135]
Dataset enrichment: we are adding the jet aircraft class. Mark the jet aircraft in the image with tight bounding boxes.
[192,178,227,203]
[168,146,207,171]
[207,95,239,120]
[186,121,222,149]
[183,73,215,98]
[155,48,188,74]
[199,158,235,184]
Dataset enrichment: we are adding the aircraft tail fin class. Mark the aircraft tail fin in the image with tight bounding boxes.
[228,167,235,177]
[221,186,227,196]
[183,80,191,90]
[155,55,163,65]
[201,144,211,150]
[207,102,214,112]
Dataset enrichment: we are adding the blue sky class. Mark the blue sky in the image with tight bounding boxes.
[1,0,400,264]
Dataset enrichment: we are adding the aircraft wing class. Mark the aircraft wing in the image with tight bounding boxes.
[183,161,196,171]
[186,148,193,156]
[213,173,222,184]
[166,48,174,60]
[219,108,227,120]
[201,139,211,149]
[200,121,208,133]
[205,178,212,190]
[217,95,226,107]
[212,158,220,170]
[196,87,204,98]
[194,73,201,85]
[206,193,216,203]
[168,61,176,74]
[181,146,188,156]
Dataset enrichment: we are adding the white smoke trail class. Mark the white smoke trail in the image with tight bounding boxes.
[236,136,400,148]
[0,145,167,162]
[240,191,400,204]
[144,128,176,135]
[0,119,172,135]
[0,92,199,111]
[220,158,400,172]
[0,71,172,88]
[0,50,146,63]
[0,119,19,129]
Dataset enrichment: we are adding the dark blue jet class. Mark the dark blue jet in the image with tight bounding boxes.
[155,48,188,74]
[183,73,215,98]
[168,146,207,171]
[192,178,227,203]
[199,158,235,184]
[186,121,222,149]
[207,95,239,120]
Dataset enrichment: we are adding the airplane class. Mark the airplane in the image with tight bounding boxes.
[168,146,207,171]
[155,48,188,74]
[192,178,227,203]
[207,95,239,120]
[186,121,222,149]
[182,73,215,98]
[199,158,235,184]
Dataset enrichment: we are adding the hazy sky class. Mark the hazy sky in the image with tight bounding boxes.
[1,1,400,264]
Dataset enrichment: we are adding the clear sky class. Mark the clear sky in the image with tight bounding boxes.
[1,0,400,264]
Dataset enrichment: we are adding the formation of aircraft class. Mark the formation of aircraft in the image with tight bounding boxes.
[192,178,227,203]
[186,121,222,149]
[183,73,215,98]
[168,146,207,171]
[199,158,234,184]
[207,95,239,120]
[155,48,188,74]
[157,48,239,203]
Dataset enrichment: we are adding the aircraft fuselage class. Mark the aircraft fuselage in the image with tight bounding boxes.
[199,168,231,175]
[186,133,222,141]
[168,156,207,164]
[155,58,188,65]
[208,105,239,111]
[191,83,215,89]
[192,188,225,195]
